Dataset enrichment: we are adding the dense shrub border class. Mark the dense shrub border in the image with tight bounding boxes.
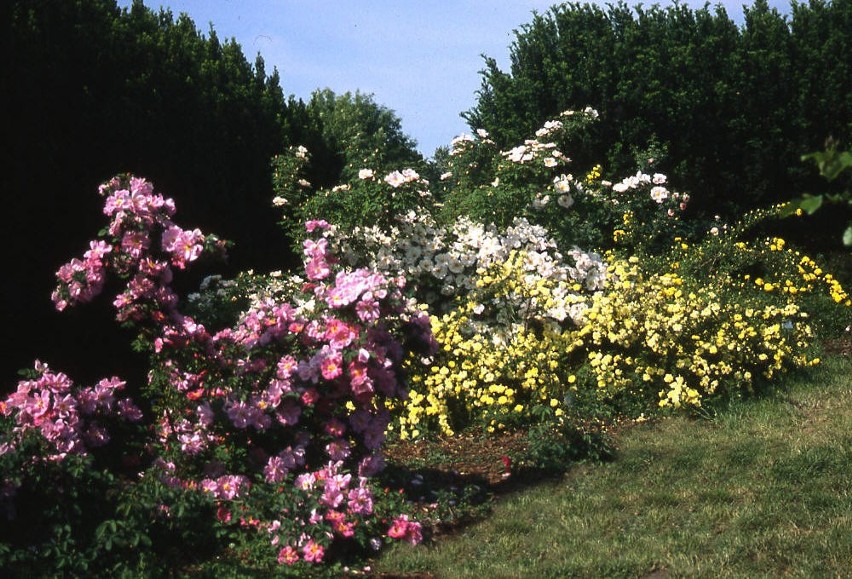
[1,113,849,574]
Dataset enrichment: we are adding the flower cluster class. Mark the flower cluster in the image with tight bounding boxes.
[796,254,850,305]
[0,362,142,462]
[51,176,224,322]
[327,212,607,311]
[141,217,436,565]
[215,459,422,568]
[394,250,591,438]
[2,176,435,573]
[662,210,851,339]
[440,111,688,253]
[575,256,820,410]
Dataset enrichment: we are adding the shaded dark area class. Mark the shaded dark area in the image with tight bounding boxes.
[0,2,428,392]
[0,0,303,389]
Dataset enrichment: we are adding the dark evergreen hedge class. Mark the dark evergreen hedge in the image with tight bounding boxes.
[0,0,422,385]
[464,0,850,220]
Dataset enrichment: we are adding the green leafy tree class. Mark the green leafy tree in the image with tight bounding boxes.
[0,0,299,384]
[304,88,424,184]
[464,0,850,220]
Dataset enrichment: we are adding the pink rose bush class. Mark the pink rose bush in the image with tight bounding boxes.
[0,362,142,461]
[0,175,433,575]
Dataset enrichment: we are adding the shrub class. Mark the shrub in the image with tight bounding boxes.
[0,176,435,575]
[392,247,594,439]
[271,145,435,249]
[575,255,821,413]
[440,110,690,253]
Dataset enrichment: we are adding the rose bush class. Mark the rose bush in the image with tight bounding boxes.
[0,176,436,576]
[266,116,848,444]
[438,109,690,253]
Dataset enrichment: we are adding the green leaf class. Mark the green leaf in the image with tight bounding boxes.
[802,149,852,182]
[798,195,823,214]
[777,201,798,218]
[843,225,852,247]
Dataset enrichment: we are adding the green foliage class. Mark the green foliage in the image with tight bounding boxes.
[271,143,433,249]
[524,415,614,473]
[784,141,852,245]
[464,0,851,219]
[305,89,424,184]
[0,423,190,576]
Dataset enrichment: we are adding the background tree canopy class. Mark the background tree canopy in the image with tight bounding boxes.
[0,0,421,385]
[463,0,851,221]
[304,89,425,185]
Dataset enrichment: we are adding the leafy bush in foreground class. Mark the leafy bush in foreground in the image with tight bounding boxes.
[0,176,434,576]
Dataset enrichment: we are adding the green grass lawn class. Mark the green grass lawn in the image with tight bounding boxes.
[373,355,852,578]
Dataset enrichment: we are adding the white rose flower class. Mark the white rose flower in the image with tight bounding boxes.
[447,257,465,275]
[384,171,406,188]
[650,186,669,204]
[554,176,572,193]
[430,262,448,280]
[558,194,574,209]
[544,120,563,132]
[504,145,528,163]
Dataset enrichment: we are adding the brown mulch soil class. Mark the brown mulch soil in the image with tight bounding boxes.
[384,430,530,487]
[823,336,852,357]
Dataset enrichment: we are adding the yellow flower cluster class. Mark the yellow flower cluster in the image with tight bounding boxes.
[395,252,584,439]
[576,257,819,409]
[742,242,851,306]
[392,225,844,439]
[798,254,850,305]
[670,233,850,308]
[586,164,603,184]
[612,211,633,243]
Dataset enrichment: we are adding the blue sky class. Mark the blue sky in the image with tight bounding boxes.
[117,0,792,157]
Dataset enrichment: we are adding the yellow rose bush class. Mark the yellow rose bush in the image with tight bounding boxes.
[392,249,589,439]
[663,205,852,340]
[575,256,821,412]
